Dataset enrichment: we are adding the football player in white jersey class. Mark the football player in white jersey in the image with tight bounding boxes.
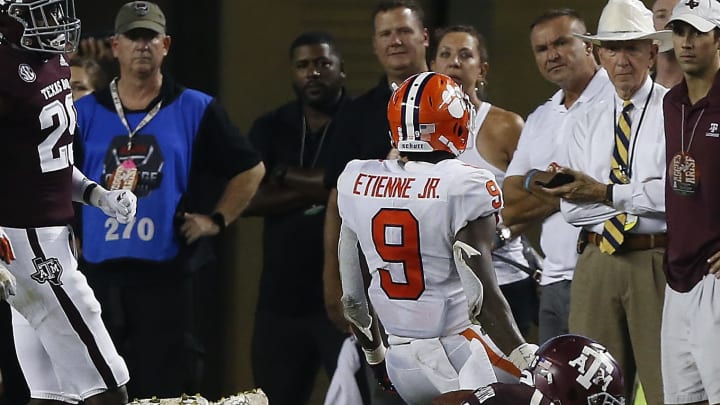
[336,72,537,405]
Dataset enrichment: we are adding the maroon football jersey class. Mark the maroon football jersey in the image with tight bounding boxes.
[0,45,75,228]
[468,383,554,405]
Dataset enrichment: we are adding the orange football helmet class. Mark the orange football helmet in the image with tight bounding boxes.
[387,72,475,156]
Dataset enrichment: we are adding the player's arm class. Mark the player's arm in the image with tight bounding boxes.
[454,215,537,369]
[71,166,137,224]
[338,221,396,392]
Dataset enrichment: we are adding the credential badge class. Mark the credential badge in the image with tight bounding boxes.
[18,64,36,83]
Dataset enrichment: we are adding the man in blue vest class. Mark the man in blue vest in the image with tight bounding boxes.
[74,1,264,399]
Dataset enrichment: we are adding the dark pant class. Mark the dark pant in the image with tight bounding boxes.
[83,260,202,399]
[538,280,571,344]
[499,277,539,339]
[251,310,348,405]
[0,301,29,405]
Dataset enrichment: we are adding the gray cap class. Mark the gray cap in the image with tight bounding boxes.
[115,1,166,35]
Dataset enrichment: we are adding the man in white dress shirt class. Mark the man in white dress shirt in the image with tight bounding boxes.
[503,8,612,345]
[542,0,671,403]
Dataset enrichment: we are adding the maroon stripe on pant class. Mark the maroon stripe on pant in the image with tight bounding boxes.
[26,229,118,389]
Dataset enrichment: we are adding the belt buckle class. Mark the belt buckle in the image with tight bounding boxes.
[649,234,655,249]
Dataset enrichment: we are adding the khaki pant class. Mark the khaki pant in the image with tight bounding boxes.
[569,244,666,405]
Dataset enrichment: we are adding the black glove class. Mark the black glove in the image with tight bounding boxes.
[369,360,397,393]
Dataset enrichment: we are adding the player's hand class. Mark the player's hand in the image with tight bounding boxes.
[0,229,15,264]
[98,190,137,224]
[507,342,539,371]
[370,360,397,393]
[433,390,477,405]
[0,264,16,301]
[708,250,720,277]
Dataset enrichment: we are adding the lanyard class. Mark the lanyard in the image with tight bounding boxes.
[109,78,163,149]
[680,104,706,155]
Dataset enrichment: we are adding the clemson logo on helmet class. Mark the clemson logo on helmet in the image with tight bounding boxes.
[440,83,468,119]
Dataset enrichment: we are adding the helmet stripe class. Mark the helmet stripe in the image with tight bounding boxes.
[401,72,434,142]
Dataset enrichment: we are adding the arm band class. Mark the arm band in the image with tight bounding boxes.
[523,169,541,192]
[362,344,386,365]
[71,166,99,205]
[83,183,98,205]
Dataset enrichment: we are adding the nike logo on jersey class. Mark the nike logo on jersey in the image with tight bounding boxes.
[40,78,71,100]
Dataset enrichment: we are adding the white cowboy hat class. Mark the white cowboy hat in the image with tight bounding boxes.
[574,0,673,52]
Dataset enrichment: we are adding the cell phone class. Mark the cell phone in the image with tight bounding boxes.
[536,172,575,188]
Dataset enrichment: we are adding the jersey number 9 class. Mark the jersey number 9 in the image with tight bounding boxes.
[371,208,425,300]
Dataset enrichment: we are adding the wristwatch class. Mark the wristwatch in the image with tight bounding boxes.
[210,212,226,232]
[604,184,614,206]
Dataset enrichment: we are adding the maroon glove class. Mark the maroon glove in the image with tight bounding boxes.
[369,360,397,393]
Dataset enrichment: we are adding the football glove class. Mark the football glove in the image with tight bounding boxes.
[507,342,539,371]
[0,229,14,264]
[96,189,138,224]
[0,264,16,301]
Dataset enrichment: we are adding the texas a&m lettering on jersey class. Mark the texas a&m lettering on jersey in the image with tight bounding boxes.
[0,47,75,228]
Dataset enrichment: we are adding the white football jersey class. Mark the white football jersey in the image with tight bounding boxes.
[337,158,502,338]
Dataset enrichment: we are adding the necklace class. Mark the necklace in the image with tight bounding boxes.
[670,104,705,195]
[109,78,162,150]
[299,116,331,168]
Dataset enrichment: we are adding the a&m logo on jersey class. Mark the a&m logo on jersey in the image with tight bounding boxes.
[568,344,616,391]
[18,64,36,83]
[30,256,64,286]
[706,122,719,138]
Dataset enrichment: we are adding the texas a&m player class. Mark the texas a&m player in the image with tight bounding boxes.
[336,72,536,404]
[435,334,626,405]
[0,0,135,403]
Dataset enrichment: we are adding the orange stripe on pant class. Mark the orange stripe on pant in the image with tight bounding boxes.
[460,328,520,377]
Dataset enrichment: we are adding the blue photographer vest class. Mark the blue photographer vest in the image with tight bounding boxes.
[75,87,212,263]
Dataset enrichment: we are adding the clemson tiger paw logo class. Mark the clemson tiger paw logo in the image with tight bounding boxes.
[440,84,468,118]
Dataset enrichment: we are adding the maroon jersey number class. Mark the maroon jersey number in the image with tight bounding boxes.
[38,93,75,173]
[371,208,425,300]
